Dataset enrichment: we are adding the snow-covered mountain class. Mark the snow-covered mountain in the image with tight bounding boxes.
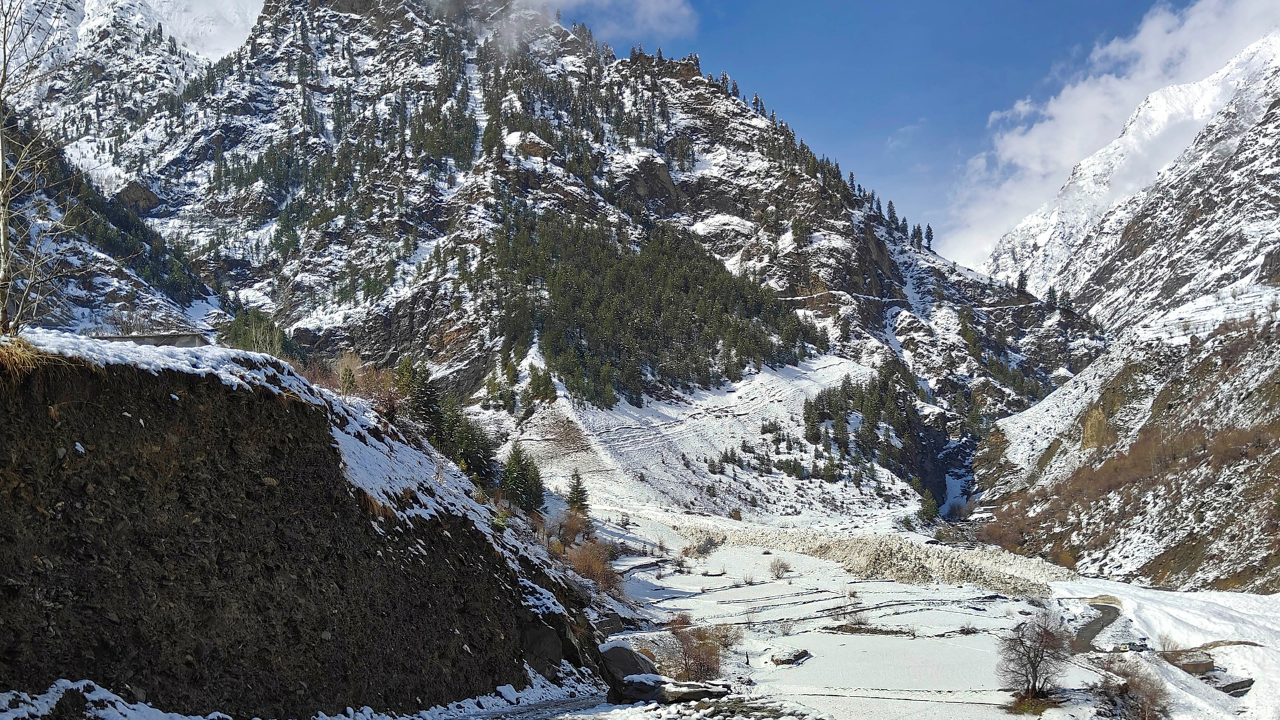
[985,30,1280,332]
[25,0,1101,525]
[978,31,1280,591]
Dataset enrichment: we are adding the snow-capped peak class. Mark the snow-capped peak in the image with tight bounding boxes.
[984,30,1280,305]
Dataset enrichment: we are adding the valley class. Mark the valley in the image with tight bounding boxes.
[2,0,1280,718]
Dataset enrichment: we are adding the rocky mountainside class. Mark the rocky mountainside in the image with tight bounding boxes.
[24,0,1100,521]
[0,331,612,717]
[978,31,1280,590]
[984,31,1280,332]
[976,299,1280,592]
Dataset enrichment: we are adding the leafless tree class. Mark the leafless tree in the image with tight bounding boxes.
[997,608,1072,699]
[0,0,73,335]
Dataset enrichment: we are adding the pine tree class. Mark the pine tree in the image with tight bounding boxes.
[503,443,545,513]
[1016,271,1028,295]
[340,367,357,396]
[887,201,898,227]
[917,489,939,523]
[925,224,934,251]
[1046,286,1057,308]
[566,468,589,514]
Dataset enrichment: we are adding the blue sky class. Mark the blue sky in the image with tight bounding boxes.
[555,0,1280,266]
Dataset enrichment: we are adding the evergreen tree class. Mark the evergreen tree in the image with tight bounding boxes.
[832,412,849,455]
[1046,286,1057,308]
[502,443,545,513]
[1016,271,1028,295]
[566,468,589,514]
[408,367,440,429]
[925,224,934,250]
[917,489,939,523]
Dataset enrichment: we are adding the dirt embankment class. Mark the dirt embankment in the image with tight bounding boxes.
[0,357,597,718]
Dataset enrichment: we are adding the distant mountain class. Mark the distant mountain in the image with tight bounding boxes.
[978,32,1280,591]
[984,31,1280,332]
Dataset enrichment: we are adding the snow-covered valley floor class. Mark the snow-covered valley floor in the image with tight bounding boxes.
[561,518,1280,720]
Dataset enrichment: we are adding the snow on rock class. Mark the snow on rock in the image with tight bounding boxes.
[15,329,560,602]
[985,30,1280,332]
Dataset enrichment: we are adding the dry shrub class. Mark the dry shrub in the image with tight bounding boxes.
[707,623,743,650]
[682,535,722,559]
[981,417,1280,557]
[1095,656,1170,720]
[356,488,396,519]
[0,337,42,384]
[655,613,721,681]
[567,541,621,593]
[550,511,590,546]
[769,558,791,579]
[300,360,338,390]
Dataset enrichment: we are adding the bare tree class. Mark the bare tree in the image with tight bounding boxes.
[997,608,1072,699]
[0,0,71,335]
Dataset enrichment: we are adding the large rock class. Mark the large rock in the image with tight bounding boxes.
[597,643,730,704]
[616,675,731,704]
[770,648,812,666]
[600,642,658,680]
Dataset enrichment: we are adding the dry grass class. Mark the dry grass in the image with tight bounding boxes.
[567,541,621,593]
[0,337,43,384]
[355,488,397,520]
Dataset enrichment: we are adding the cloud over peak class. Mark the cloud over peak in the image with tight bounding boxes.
[941,0,1280,269]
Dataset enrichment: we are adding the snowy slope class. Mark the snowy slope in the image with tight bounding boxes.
[977,300,1280,591]
[149,0,261,58]
[985,30,1280,331]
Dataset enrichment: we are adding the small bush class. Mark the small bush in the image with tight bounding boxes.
[567,541,621,593]
[655,613,722,681]
[1094,657,1170,720]
[769,558,791,579]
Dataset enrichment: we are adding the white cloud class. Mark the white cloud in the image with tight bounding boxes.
[941,0,1280,269]
[887,118,927,150]
[549,0,697,40]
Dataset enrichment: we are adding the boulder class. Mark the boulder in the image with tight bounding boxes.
[600,642,658,680]
[770,648,812,666]
[616,675,731,704]
[1167,650,1215,675]
[115,181,162,215]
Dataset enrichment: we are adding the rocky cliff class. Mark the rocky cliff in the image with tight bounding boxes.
[0,333,607,717]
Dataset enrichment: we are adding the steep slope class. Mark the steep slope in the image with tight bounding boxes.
[27,0,1101,521]
[976,297,1280,591]
[977,29,1280,591]
[0,119,205,333]
[0,331,609,717]
[985,31,1280,332]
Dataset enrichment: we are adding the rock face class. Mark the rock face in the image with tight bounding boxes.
[977,321,1280,592]
[0,353,602,718]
